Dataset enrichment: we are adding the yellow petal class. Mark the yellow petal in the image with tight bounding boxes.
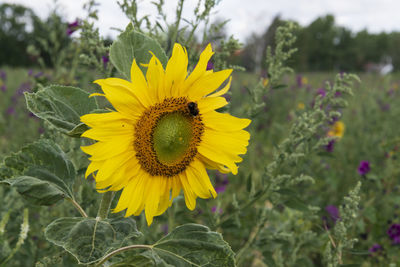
[146,54,166,101]
[94,152,133,184]
[94,79,145,118]
[171,175,182,199]
[81,138,132,161]
[208,76,232,97]
[81,128,133,141]
[187,69,233,100]
[187,160,217,198]
[126,171,148,216]
[113,175,140,213]
[197,154,231,174]
[145,176,163,225]
[95,156,140,191]
[85,160,104,178]
[197,97,228,114]
[202,111,251,132]
[182,44,214,92]
[185,165,211,199]
[198,128,250,174]
[145,176,161,225]
[165,44,188,97]
[89,93,105,97]
[130,59,153,106]
[203,128,250,156]
[81,112,133,128]
[198,141,239,175]
[156,192,172,216]
[179,173,197,210]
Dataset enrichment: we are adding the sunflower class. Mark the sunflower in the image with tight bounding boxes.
[81,43,251,225]
[327,121,345,139]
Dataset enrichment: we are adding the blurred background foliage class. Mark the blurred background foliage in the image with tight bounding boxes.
[2,3,400,73]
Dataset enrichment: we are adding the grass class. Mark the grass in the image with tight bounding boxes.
[1,68,400,265]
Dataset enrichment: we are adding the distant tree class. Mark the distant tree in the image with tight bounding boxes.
[240,15,285,73]
[0,4,37,66]
[303,15,337,71]
[388,32,400,71]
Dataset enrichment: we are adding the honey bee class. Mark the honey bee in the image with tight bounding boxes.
[187,102,199,116]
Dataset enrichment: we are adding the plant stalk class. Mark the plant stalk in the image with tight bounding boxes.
[97,191,115,220]
[68,198,88,218]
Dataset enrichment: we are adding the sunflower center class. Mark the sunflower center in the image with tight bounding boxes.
[134,97,204,177]
[153,112,192,165]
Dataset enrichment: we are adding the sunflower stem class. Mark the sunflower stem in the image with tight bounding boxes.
[97,191,115,220]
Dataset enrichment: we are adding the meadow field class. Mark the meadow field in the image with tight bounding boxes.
[1,67,400,266]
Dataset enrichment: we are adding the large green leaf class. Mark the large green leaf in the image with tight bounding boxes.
[113,224,236,267]
[25,85,98,137]
[45,217,141,265]
[110,23,168,79]
[0,139,76,205]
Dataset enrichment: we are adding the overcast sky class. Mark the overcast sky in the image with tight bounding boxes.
[7,0,400,41]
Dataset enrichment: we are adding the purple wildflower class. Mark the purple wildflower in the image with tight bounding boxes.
[325,139,335,152]
[335,91,342,97]
[317,88,326,98]
[214,172,229,194]
[358,161,370,176]
[0,70,6,81]
[323,205,340,229]
[102,55,109,68]
[28,69,33,76]
[296,75,303,87]
[381,103,390,111]
[311,88,327,108]
[211,206,223,214]
[12,82,32,102]
[102,55,109,63]
[387,223,400,244]
[325,205,340,223]
[369,243,382,253]
[206,61,214,71]
[66,20,80,36]
[388,88,395,96]
[160,224,168,235]
[6,107,15,115]
[34,71,44,78]
[1,85,6,92]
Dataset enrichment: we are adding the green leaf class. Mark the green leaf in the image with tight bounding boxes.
[111,251,173,267]
[113,224,235,267]
[284,197,309,212]
[271,84,288,90]
[45,217,141,265]
[25,85,98,137]
[110,23,168,79]
[0,139,76,205]
[152,224,235,266]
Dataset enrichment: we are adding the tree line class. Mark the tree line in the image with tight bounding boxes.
[239,15,400,72]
